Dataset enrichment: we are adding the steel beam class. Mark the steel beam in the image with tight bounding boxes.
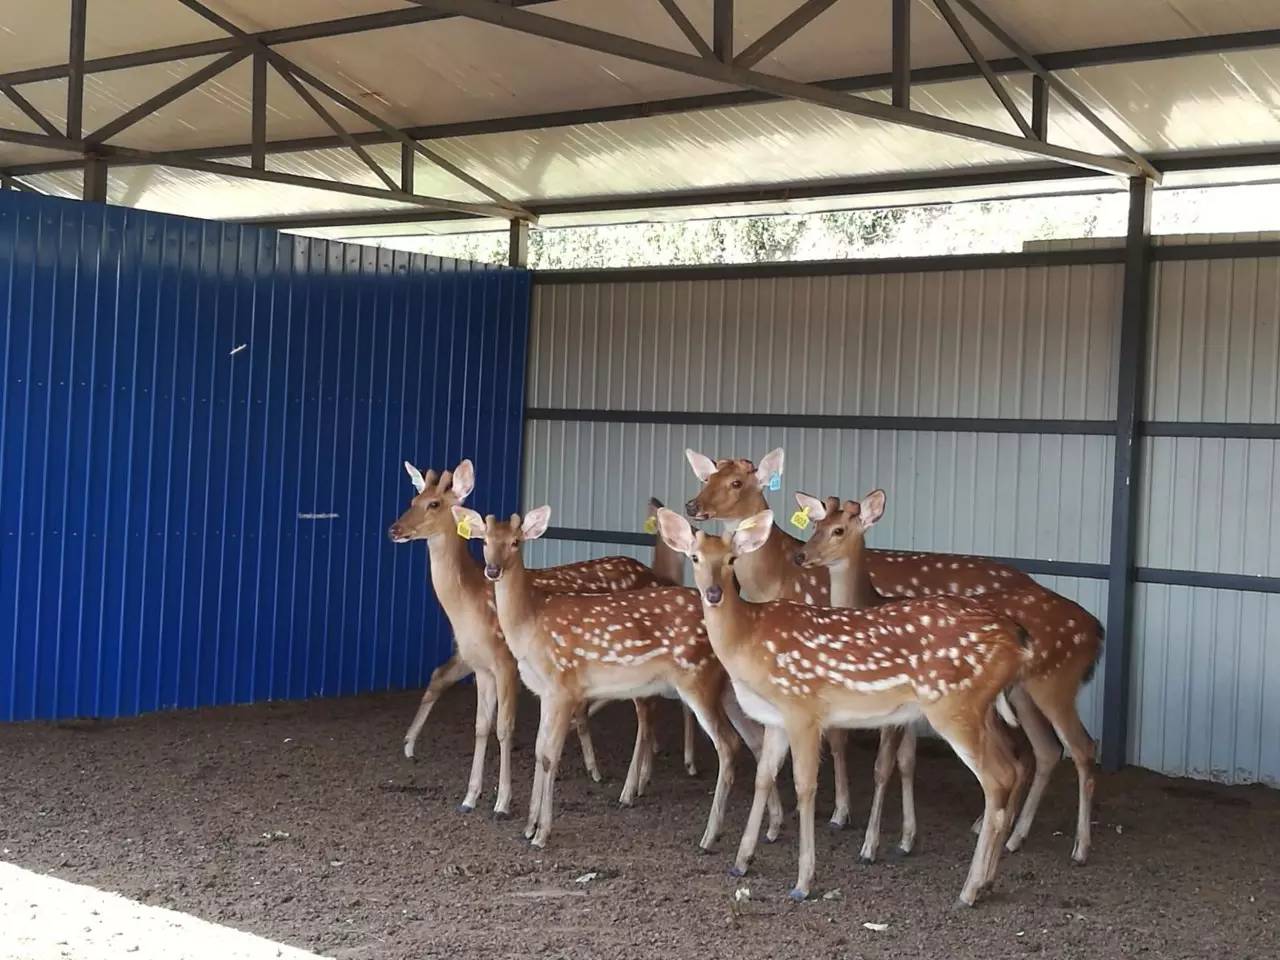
[407,0,1143,177]
[251,52,267,170]
[271,61,401,193]
[714,0,734,63]
[508,219,530,267]
[400,142,415,193]
[1102,176,1154,772]
[87,49,249,144]
[734,0,840,70]
[0,1,559,87]
[0,83,62,138]
[951,0,1160,181]
[656,0,713,59]
[891,0,910,108]
[9,28,1280,179]
[933,0,1033,138]
[67,0,87,140]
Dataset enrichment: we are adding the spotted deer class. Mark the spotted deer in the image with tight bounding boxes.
[685,446,1100,862]
[388,459,666,816]
[794,491,1102,864]
[657,507,1029,907]
[452,504,782,851]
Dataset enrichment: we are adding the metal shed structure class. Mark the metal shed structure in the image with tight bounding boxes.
[2,1,1279,786]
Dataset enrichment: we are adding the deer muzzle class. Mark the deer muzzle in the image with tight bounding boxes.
[703,585,724,606]
[685,498,708,520]
[483,564,502,582]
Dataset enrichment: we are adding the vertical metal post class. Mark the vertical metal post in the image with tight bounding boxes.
[714,0,734,63]
[251,51,267,170]
[1101,176,1154,772]
[508,219,529,268]
[82,156,108,201]
[891,0,910,109]
[67,0,88,140]
[1031,75,1048,140]
[400,142,415,194]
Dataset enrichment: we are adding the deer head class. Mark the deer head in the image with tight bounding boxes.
[387,459,476,543]
[792,490,886,569]
[452,505,551,581]
[658,507,772,607]
[683,447,784,521]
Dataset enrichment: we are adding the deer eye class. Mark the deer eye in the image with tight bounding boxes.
[427,501,440,510]
[731,479,743,489]
[691,555,700,565]
[832,526,845,536]
[727,556,736,566]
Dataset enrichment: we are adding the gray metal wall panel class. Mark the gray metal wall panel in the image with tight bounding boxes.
[531,265,1122,419]
[524,421,1112,566]
[1132,583,1280,786]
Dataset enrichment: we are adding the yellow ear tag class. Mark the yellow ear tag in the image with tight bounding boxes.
[456,517,472,539]
[736,516,757,532]
[790,506,811,530]
[643,516,658,535]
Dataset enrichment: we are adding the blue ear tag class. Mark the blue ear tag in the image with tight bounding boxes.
[767,472,781,491]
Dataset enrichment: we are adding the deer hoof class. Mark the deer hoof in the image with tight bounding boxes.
[788,888,808,902]
[456,803,474,814]
[403,742,416,760]
[857,854,876,866]
[492,810,512,821]
[827,819,847,831]
[728,865,747,878]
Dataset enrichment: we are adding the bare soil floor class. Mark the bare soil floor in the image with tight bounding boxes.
[1,689,1276,960]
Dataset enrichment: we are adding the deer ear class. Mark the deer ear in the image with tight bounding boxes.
[731,509,774,555]
[754,448,784,487]
[521,505,552,541]
[450,505,485,539]
[656,508,695,556]
[685,449,718,482]
[404,461,427,493]
[451,459,475,501]
[858,490,886,530]
[794,492,827,521]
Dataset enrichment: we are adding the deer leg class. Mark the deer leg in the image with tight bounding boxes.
[896,724,919,855]
[859,725,905,864]
[680,692,740,851]
[531,696,577,849]
[572,701,603,783]
[619,698,652,807]
[403,654,473,759]
[525,699,551,840]
[1000,685,1060,851]
[732,724,789,877]
[682,702,698,776]
[492,663,519,818]
[1030,677,1097,865]
[721,686,784,841]
[638,698,657,795]
[828,728,851,828]
[929,704,1017,907]
[459,670,497,812]
[786,720,823,901]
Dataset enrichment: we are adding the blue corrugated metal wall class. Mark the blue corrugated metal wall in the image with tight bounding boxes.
[0,191,530,722]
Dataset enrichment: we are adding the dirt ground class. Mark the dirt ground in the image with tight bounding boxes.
[1,688,1276,960]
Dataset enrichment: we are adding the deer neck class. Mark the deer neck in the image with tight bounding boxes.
[733,522,802,602]
[426,532,489,623]
[827,544,880,611]
[699,582,755,666]
[491,554,541,659]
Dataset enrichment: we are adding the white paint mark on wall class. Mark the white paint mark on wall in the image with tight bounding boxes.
[297,513,340,520]
[228,343,248,357]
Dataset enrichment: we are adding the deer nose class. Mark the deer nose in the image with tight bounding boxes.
[793,550,806,566]
[684,498,703,518]
[483,564,502,582]
[387,524,404,541]
[704,585,723,606]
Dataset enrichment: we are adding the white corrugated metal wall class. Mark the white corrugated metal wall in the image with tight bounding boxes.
[523,243,1278,786]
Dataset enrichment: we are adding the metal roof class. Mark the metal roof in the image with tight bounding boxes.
[2,1,1280,233]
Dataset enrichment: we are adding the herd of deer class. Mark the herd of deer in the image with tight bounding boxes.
[387,447,1101,907]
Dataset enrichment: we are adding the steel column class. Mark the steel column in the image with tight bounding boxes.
[1031,75,1048,139]
[509,219,530,267]
[714,0,734,63]
[67,0,88,140]
[400,142,415,193]
[1101,176,1153,772]
[891,0,910,108]
[251,51,267,169]
[82,156,108,201]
